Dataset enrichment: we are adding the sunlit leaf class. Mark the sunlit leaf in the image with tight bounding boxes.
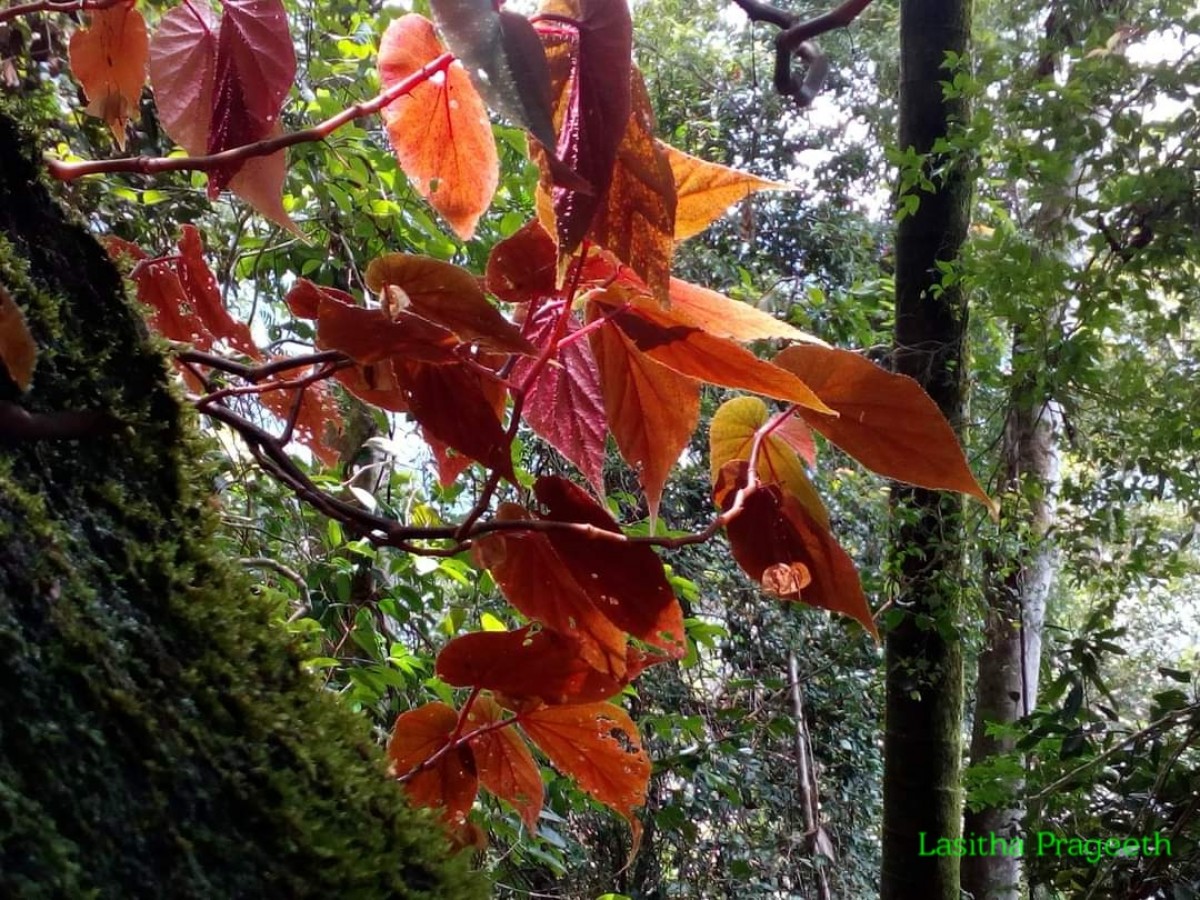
[379,14,498,240]
[666,278,823,344]
[662,142,790,241]
[586,302,700,527]
[521,701,649,829]
[464,693,544,830]
[67,1,148,149]
[591,292,835,415]
[773,345,996,513]
[709,396,828,529]
[177,225,259,358]
[388,702,478,825]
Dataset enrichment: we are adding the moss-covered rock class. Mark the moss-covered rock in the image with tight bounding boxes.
[0,112,485,899]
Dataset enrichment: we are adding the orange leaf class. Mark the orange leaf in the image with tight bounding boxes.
[708,396,828,530]
[584,68,675,303]
[437,626,631,705]
[365,254,533,355]
[68,1,148,149]
[666,277,822,344]
[475,503,628,679]
[379,15,498,240]
[533,0,633,257]
[388,702,479,825]
[717,462,879,639]
[591,292,835,415]
[661,142,790,241]
[534,476,686,657]
[520,701,649,825]
[0,282,36,392]
[773,345,996,513]
[464,694,544,830]
[586,301,699,525]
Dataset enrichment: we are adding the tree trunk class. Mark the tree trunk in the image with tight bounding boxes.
[962,355,1060,899]
[0,109,482,899]
[881,0,973,897]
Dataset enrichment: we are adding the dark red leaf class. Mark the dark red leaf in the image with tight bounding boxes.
[437,626,631,704]
[534,0,633,257]
[388,702,479,826]
[534,476,685,656]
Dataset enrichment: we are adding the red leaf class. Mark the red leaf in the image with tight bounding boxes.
[534,0,633,257]
[464,694,543,830]
[147,0,296,228]
[177,225,259,358]
[315,297,459,365]
[534,476,685,657]
[475,503,628,678]
[398,360,515,482]
[773,345,996,513]
[512,302,606,495]
[425,428,473,487]
[148,1,219,156]
[584,68,675,303]
[586,300,699,525]
[520,701,649,826]
[388,702,479,826]
[365,254,533,355]
[67,1,148,149]
[437,626,631,705]
[718,463,878,639]
[206,0,296,194]
[379,15,498,240]
[485,219,560,303]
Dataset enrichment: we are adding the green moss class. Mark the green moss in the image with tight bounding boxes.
[0,111,485,898]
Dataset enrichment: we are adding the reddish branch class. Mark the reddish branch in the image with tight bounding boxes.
[0,0,124,26]
[729,0,875,106]
[46,52,455,182]
[177,340,775,558]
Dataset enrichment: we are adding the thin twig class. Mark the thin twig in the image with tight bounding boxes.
[0,0,123,26]
[47,53,455,181]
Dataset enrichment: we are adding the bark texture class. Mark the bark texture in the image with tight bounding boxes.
[0,109,483,899]
[881,0,973,897]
